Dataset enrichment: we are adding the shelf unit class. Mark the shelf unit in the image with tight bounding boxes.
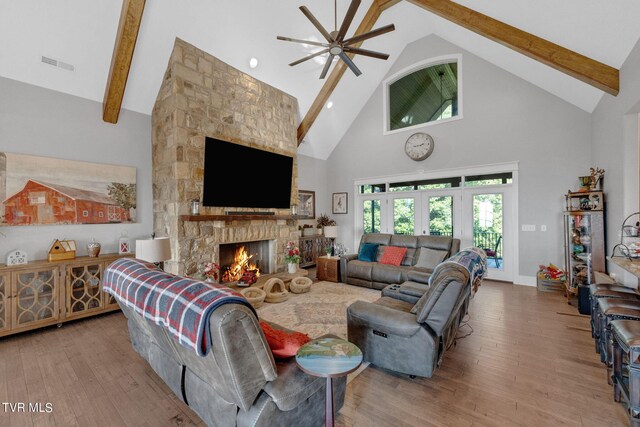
[563,191,606,303]
[0,253,130,337]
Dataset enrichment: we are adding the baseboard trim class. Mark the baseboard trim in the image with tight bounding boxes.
[514,275,536,287]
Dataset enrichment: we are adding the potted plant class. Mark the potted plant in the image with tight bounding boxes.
[284,241,300,273]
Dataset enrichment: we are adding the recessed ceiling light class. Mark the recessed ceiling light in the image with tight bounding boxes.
[326,101,334,109]
[249,57,259,68]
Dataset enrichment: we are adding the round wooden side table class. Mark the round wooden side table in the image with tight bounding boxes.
[295,337,363,427]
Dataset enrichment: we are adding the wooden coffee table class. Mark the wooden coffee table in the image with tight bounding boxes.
[295,337,362,427]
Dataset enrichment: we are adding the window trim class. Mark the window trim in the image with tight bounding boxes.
[382,54,463,135]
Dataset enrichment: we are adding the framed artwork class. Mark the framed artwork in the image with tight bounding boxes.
[332,192,348,214]
[0,151,137,226]
[298,190,316,219]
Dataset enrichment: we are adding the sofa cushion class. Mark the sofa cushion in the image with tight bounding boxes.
[417,235,453,252]
[415,248,448,270]
[401,248,417,266]
[389,234,419,249]
[373,296,415,313]
[358,243,379,262]
[372,263,403,284]
[380,246,407,266]
[348,260,374,280]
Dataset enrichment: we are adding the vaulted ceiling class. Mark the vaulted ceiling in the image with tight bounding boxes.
[2,0,640,159]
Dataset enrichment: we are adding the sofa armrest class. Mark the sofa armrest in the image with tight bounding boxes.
[407,270,431,284]
[340,254,357,283]
[347,301,421,337]
[262,334,345,412]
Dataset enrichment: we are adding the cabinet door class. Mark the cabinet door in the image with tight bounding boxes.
[102,261,120,310]
[326,261,338,282]
[66,261,104,319]
[300,238,315,266]
[11,267,60,329]
[0,273,9,334]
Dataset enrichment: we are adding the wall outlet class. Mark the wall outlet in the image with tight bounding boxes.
[521,224,536,231]
[540,225,547,232]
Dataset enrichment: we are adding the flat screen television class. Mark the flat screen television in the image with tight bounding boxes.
[202,137,293,209]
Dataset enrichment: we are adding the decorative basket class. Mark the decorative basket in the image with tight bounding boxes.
[264,278,289,303]
[290,277,312,294]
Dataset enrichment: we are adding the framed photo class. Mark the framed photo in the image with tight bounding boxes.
[298,190,316,219]
[332,192,348,214]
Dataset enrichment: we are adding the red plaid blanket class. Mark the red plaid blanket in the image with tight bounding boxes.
[103,258,255,356]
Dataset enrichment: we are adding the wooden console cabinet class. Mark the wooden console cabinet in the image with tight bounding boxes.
[299,235,330,268]
[0,253,129,337]
[317,256,340,282]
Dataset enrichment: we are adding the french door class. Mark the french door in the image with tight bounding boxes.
[461,186,513,281]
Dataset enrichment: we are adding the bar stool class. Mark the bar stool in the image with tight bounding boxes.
[590,283,640,350]
[596,299,640,380]
[611,319,640,426]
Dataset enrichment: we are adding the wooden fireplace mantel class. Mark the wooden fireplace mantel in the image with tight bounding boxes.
[180,214,304,222]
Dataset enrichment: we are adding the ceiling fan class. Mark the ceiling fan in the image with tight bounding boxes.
[277,0,395,79]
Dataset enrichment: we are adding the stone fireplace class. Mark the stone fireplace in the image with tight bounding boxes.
[152,38,299,276]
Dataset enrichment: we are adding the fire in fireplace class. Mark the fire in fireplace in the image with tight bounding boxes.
[221,246,260,283]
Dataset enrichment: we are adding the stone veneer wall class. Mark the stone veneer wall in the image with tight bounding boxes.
[152,38,299,275]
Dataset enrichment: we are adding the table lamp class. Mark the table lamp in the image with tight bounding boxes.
[136,236,171,270]
[323,226,339,256]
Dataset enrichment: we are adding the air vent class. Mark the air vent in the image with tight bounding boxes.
[41,56,74,72]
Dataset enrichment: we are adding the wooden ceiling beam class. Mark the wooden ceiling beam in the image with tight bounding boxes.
[297,0,402,144]
[103,0,146,124]
[407,0,619,96]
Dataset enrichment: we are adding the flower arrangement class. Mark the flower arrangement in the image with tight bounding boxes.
[284,241,300,264]
[200,261,220,282]
[316,213,337,227]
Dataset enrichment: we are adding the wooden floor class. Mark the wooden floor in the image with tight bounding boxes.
[0,281,629,426]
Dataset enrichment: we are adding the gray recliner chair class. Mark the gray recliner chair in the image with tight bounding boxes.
[121,301,345,427]
[346,260,472,378]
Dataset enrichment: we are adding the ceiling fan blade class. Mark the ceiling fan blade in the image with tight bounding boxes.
[289,49,330,67]
[277,36,329,48]
[319,54,335,79]
[336,0,361,42]
[339,52,362,77]
[343,47,389,60]
[299,6,334,43]
[343,24,395,46]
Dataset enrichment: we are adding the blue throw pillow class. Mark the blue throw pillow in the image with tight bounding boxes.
[358,243,379,262]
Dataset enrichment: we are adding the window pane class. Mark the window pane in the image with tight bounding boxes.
[359,184,386,194]
[429,196,453,237]
[465,172,512,187]
[473,193,503,270]
[393,198,414,235]
[389,62,458,131]
[389,177,461,192]
[363,200,381,234]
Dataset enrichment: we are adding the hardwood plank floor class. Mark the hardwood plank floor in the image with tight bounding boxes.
[0,281,629,426]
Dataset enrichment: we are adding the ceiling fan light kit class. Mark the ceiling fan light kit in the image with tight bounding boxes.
[277,0,395,79]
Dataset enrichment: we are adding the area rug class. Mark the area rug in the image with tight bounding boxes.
[256,281,380,339]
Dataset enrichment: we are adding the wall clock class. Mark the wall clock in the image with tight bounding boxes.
[404,132,435,161]
[7,249,28,265]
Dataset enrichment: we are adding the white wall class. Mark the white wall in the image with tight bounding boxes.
[319,35,592,282]
[592,37,640,287]
[0,76,152,261]
[297,153,330,226]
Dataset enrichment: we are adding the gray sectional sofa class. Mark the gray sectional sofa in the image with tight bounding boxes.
[340,233,460,290]
[118,296,345,427]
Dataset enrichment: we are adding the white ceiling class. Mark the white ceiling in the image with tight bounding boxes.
[1,0,640,159]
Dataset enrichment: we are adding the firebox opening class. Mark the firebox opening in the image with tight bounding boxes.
[219,240,273,283]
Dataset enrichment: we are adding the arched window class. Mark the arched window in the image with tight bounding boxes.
[384,55,462,133]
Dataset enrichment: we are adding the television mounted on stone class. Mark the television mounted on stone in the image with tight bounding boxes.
[202,137,293,209]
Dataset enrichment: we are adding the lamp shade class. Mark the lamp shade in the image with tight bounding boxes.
[323,225,339,239]
[135,237,171,263]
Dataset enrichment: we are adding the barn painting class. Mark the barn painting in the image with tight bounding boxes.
[0,152,136,226]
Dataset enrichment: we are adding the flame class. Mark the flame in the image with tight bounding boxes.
[221,246,260,282]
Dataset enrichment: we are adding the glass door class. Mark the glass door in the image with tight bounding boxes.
[419,190,461,237]
[359,195,386,235]
[390,193,418,235]
[463,187,512,281]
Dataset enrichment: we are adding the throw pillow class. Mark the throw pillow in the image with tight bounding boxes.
[259,321,310,359]
[379,246,408,266]
[358,243,379,262]
[414,248,448,270]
